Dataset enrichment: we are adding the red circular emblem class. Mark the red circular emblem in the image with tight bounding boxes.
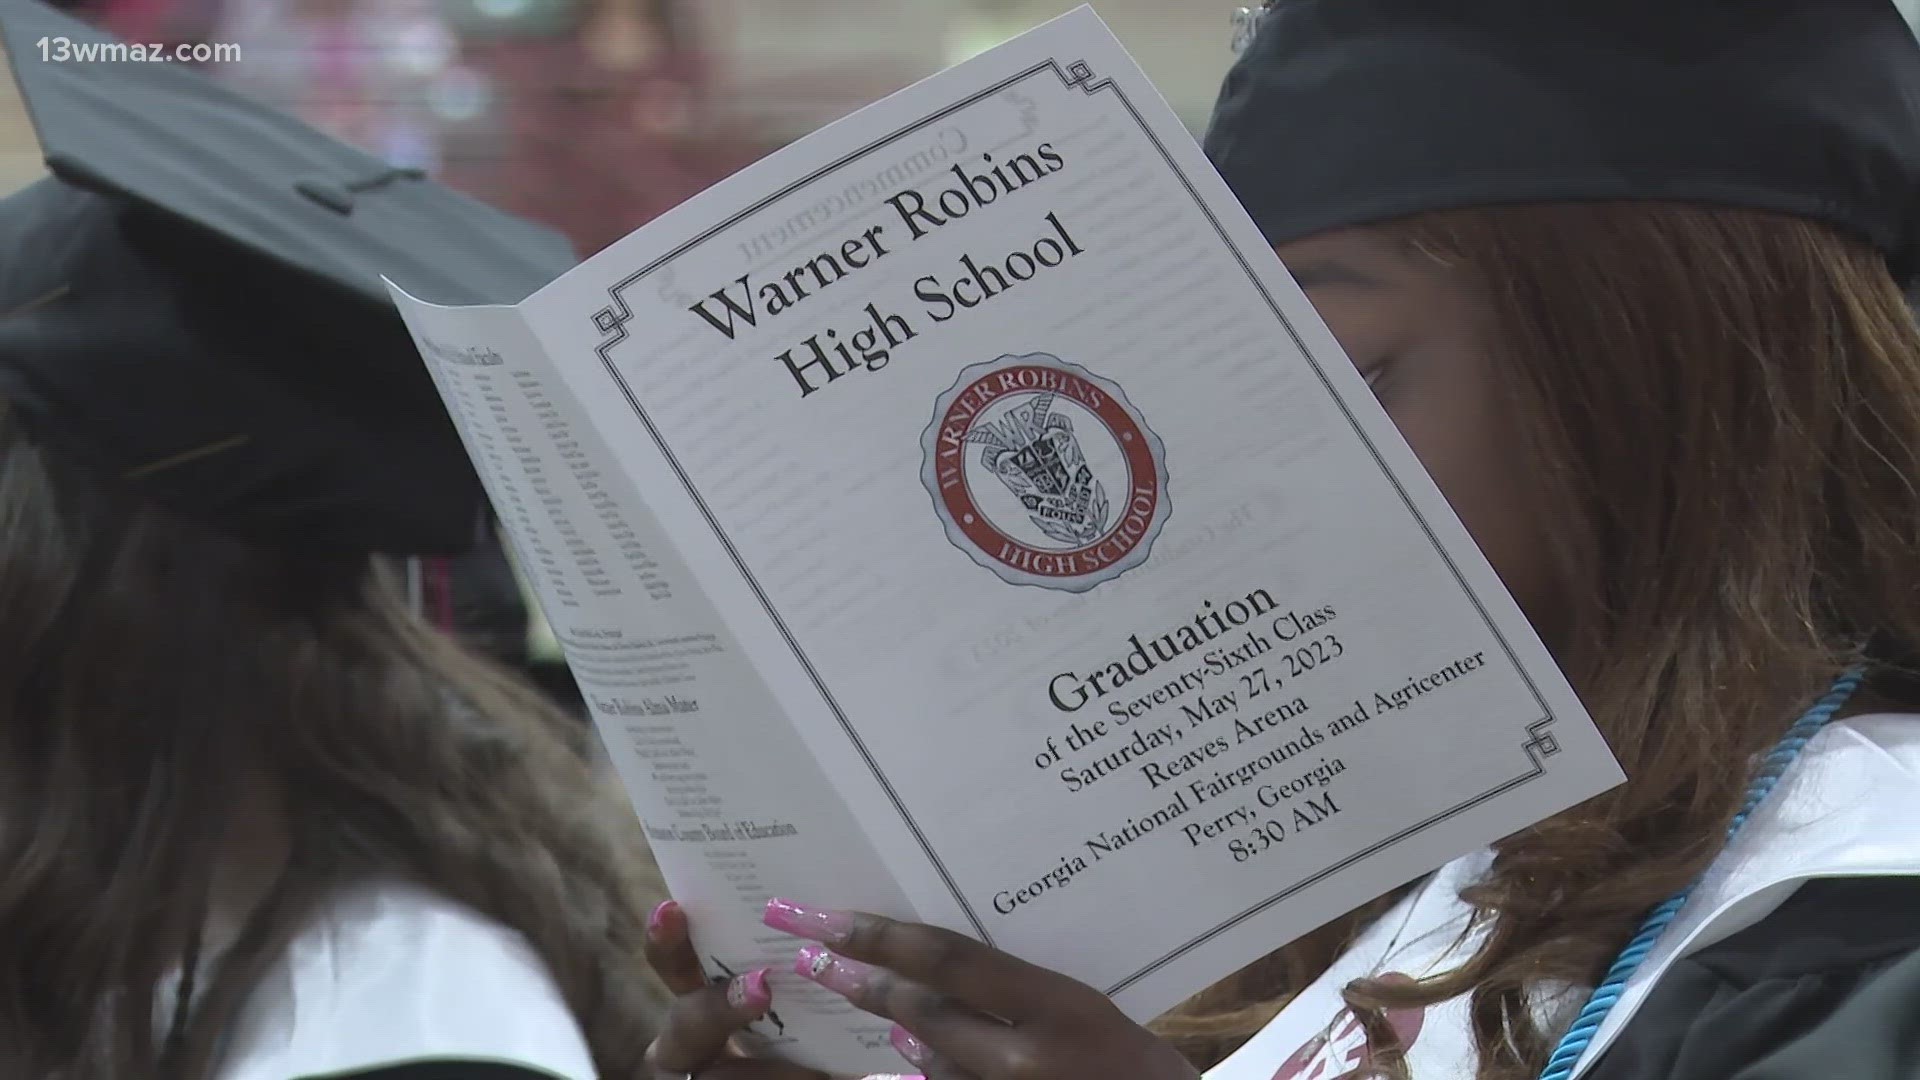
[920,353,1170,592]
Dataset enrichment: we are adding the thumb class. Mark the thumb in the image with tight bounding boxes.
[643,899,710,994]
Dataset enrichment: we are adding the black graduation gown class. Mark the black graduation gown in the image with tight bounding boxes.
[1587,876,1920,1080]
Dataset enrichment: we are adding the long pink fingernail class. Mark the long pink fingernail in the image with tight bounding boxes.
[764,897,854,944]
[793,945,877,996]
[889,1025,932,1067]
[857,1075,927,1080]
[646,900,681,941]
[726,967,772,1013]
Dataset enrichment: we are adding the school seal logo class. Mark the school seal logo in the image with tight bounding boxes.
[920,353,1170,592]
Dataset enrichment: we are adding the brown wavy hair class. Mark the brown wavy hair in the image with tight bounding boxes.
[0,409,670,1077]
[1153,201,1920,1079]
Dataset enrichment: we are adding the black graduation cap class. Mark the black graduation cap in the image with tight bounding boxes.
[1206,0,1920,280]
[0,0,577,555]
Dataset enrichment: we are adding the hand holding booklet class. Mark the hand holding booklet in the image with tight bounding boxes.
[387,8,1623,1074]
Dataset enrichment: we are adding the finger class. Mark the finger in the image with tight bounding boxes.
[792,949,1027,1080]
[893,1021,1017,1080]
[889,1026,939,1074]
[644,900,709,995]
[767,901,1091,1020]
[644,968,774,1073]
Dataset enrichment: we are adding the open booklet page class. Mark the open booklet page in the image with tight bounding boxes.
[397,301,913,1073]
[391,7,1624,1074]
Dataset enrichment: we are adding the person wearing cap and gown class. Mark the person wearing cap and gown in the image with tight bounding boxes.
[0,2,667,1077]
[638,3,1920,1080]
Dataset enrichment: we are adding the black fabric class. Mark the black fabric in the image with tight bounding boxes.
[1205,0,1920,280]
[1587,876,1920,1080]
[445,517,533,667]
[0,0,576,554]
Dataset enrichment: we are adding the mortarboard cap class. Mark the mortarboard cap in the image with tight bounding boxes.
[0,0,577,555]
[1205,0,1920,280]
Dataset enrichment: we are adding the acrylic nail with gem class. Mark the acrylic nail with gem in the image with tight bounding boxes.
[793,945,878,997]
[889,1025,933,1067]
[726,967,772,1013]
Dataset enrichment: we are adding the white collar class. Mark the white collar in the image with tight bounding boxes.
[1203,714,1920,1080]
[214,876,595,1079]
[1564,713,1920,1077]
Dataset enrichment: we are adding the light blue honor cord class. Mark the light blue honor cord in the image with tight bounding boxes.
[1537,665,1868,1080]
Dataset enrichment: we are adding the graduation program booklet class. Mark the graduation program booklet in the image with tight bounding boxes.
[388,8,1624,1074]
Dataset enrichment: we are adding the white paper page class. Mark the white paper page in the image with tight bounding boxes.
[388,295,917,1075]
[446,2,1620,1041]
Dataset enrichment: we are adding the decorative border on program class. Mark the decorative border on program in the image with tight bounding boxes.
[585,58,1564,996]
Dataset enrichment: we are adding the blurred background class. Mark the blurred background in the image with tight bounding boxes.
[0,1,1245,253]
[2,0,1918,669]
[0,0,1259,673]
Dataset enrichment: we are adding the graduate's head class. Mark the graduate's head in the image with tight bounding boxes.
[0,394,669,1077]
[0,190,666,1075]
[1207,0,1920,662]
[0,1,665,1070]
[1159,2,1920,1075]
[1267,203,1920,680]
